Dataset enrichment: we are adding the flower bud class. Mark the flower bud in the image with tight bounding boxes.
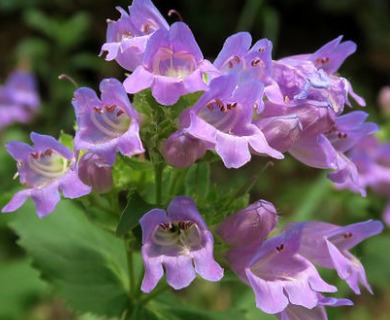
[217,199,278,247]
[378,86,390,115]
[256,115,302,152]
[77,152,113,194]
[161,130,207,168]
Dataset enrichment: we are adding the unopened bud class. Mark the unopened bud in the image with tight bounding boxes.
[161,130,207,168]
[77,152,113,194]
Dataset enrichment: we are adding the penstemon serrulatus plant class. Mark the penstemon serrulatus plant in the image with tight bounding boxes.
[2,0,388,319]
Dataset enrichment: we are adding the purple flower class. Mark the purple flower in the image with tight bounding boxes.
[72,78,144,165]
[2,132,91,217]
[100,0,169,71]
[180,75,283,168]
[266,36,365,113]
[123,22,219,105]
[297,220,384,294]
[140,196,223,292]
[257,101,338,169]
[277,294,353,320]
[160,130,207,168]
[244,225,336,314]
[326,111,379,195]
[255,114,302,153]
[0,70,40,129]
[217,199,278,248]
[77,152,113,194]
[346,136,390,224]
[214,32,273,85]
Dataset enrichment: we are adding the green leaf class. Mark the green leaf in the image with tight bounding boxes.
[363,234,390,289]
[9,200,130,318]
[0,259,48,320]
[116,192,155,236]
[185,162,210,202]
[58,130,74,151]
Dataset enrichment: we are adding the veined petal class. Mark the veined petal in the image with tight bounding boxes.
[163,254,197,290]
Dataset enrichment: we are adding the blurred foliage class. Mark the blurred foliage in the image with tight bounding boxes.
[0,0,389,319]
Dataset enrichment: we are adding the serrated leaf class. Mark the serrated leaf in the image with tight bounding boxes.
[9,200,131,318]
[116,192,155,236]
[0,258,48,320]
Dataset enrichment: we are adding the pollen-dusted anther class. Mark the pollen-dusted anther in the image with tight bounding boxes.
[226,55,241,69]
[284,96,290,103]
[207,103,214,111]
[343,232,353,239]
[93,107,103,114]
[251,58,263,67]
[105,105,116,113]
[227,102,238,110]
[178,221,195,230]
[159,222,172,231]
[142,23,151,33]
[31,152,39,160]
[276,244,284,252]
[44,149,53,157]
[337,132,348,139]
[315,56,330,65]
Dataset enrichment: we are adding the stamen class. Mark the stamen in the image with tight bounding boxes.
[58,74,79,88]
[343,232,353,239]
[105,105,116,113]
[258,47,266,52]
[168,9,184,22]
[159,222,172,231]
[276,244,284,252]
[337,132,348,139]
[251,58,263,67]
[178,221,194,230]
[207,103,214,111]
[28,154,68,179]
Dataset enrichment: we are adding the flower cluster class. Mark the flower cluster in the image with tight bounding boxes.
[2,0,386,319]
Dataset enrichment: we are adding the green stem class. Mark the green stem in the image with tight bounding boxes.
[125,235,136,299]
[154,163,165,206]
[139,283,170,305]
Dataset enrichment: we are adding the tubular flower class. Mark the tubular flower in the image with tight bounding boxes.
[123,22,219,105]
[2,132,91,217]
[140,196,223,293]
[0,70,40,129]
[72,78,144,165]
[181,74,283,169]
[160,129,207,168]
[326,111,379,195]
[267,36,365,113]
[244,226,336,314]
[77,152,113,194]
[100,0,169,71]
[297,220,384,294]
[277,294,353,320]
